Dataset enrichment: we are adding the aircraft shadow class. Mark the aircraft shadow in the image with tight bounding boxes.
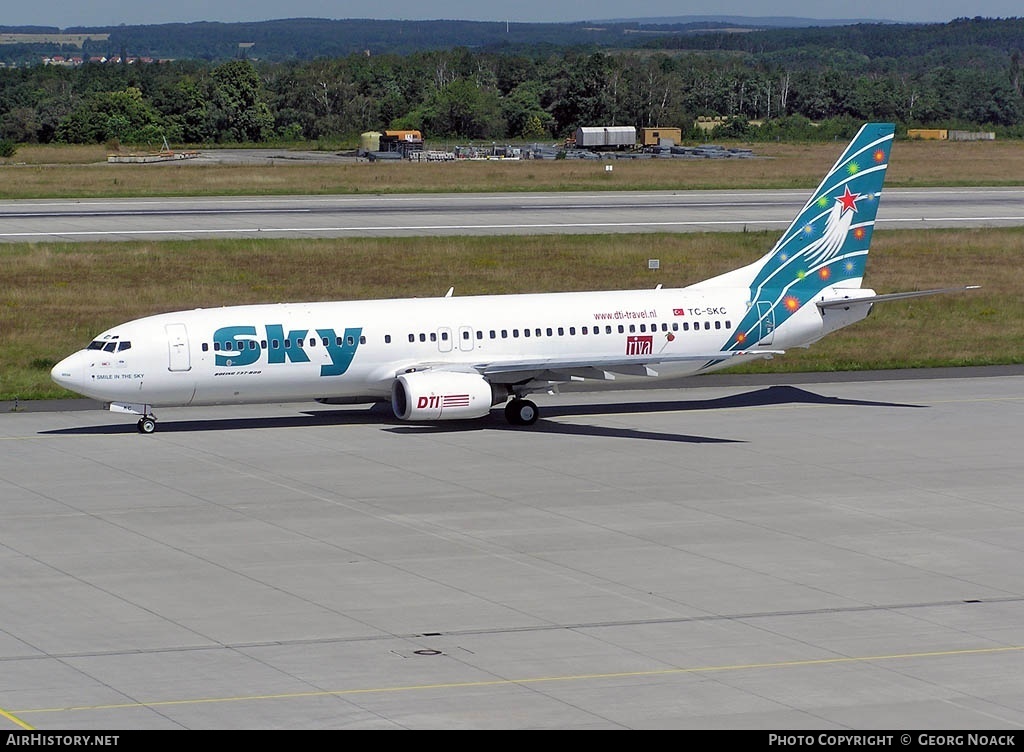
[540,384,924,418]
[386,417,738,443]
[40,403,397,436]
[387,385,923,443]
[40,385,922,444]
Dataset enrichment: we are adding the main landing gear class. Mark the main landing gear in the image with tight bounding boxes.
[137,415,157,434]
[505,398,539,426]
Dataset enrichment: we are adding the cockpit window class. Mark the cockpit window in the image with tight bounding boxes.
[117,341,131,352]
[87,341,105,350]
[103,342,117,352]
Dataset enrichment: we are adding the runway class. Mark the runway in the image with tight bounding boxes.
[2,187,1024,242]
[2,369,1023,729]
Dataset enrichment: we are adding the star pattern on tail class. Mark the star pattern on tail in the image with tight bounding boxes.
[800,186,861,266]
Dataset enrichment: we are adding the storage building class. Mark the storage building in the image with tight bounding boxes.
[574,126,636,150]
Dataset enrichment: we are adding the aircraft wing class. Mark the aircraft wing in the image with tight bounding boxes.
[472,349,784,383]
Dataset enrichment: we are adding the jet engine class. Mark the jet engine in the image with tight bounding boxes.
[391,370,502,421]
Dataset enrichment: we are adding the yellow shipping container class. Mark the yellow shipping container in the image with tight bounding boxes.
[641,127,682,146]
[384,129,422,142]
[907,128,948,140]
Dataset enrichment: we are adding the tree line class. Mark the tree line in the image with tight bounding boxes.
[1,37,1022,150]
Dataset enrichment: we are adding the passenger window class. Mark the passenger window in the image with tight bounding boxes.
[261,340,267,348]
[419,333,426,342]
[617,325,624,333]
[569,327,576,335]
[213,343,221,351]
[202,343,209,352]
[523,329,530,337]
[385,335,392,344]
[430,332,437,342]
[715,321,721,330]
[558,327,564,336]
[347,336,355,346]
[359,336,366,344]
[408,334,415,343]
[272,339,280,349]
[546,328,553,336]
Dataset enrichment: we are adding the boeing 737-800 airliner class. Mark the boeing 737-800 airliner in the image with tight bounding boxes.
[51,123,974,433]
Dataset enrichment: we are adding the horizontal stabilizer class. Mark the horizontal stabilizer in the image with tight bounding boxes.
[817,286,979,310]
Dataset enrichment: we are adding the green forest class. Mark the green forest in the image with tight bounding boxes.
[0,16,1022,149]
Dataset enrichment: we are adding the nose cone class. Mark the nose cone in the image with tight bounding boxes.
[51,354,83,393]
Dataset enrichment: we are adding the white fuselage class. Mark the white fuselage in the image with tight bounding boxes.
[52,285,831,410]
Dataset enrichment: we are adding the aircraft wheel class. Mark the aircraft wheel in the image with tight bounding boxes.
[137,417,157,434]
[505,399,539,426]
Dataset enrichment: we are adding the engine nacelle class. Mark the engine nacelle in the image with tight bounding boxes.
[391,370,498,421]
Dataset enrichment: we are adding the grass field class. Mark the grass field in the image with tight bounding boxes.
[2,139,1023,401]
[3,139,1024,198]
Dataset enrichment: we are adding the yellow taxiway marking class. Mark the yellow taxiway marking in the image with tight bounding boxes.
[6,643,1023,725]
